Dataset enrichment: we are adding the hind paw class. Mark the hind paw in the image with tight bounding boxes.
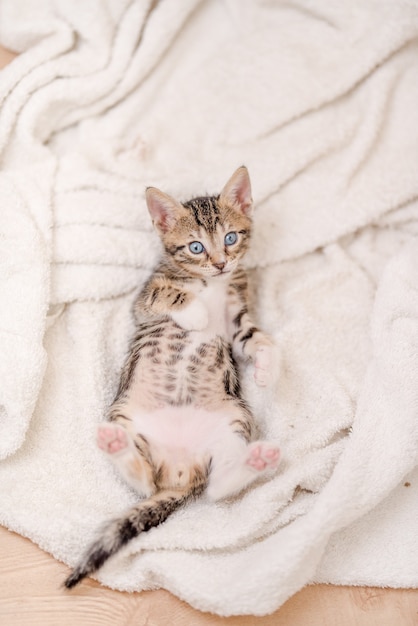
[246,442,280,472]
[97,423,129,455]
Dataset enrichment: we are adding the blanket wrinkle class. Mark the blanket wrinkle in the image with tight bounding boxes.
[0,0,417,616]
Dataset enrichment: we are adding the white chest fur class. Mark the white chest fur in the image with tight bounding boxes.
[197,278,229,338]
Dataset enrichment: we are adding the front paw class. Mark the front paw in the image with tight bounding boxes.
[254,344,276,387]
[243,334,277,387]
[171,299,209,331]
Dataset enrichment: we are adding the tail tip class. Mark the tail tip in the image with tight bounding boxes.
[64,569,85,590]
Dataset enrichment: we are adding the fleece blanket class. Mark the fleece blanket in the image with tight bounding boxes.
[1,0,418,617]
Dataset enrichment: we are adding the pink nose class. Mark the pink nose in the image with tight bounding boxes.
[213,262,226,271]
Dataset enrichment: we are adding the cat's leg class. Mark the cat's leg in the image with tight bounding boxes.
[206,436,280,501]
[205,401,280,500]
[170,298,208,331]
[134,275,208,331]
[227,286,277,387]
[232,311,276,387]
[97,420,156,497]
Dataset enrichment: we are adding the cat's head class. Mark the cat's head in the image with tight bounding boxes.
[145,166,253,279]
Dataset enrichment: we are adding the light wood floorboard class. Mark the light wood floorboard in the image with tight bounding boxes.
[0,526,417,626]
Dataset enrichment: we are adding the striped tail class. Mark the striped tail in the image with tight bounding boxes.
[64,480,205,589]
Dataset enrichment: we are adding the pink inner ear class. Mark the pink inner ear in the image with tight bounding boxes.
[146,188,178,232]
[234,175,252,214]
[221,167,253,215]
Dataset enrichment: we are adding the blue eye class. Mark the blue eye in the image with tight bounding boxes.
[189,241,205,254]
[225,232,238,246]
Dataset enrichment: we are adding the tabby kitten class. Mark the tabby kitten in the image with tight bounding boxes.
[65,166,280,589]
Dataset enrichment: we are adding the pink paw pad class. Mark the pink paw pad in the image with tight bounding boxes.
[246,443,280,472]
[97,424,129,454]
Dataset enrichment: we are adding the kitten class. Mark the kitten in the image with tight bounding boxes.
[65,166,280,589]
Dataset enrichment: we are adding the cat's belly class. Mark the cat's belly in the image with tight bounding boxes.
[130,404,232,456]
[127,326,235,408]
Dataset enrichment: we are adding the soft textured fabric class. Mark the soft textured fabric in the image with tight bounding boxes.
[0,0,417,616]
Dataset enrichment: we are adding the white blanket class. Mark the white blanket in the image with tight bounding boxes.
[1,0,417,616]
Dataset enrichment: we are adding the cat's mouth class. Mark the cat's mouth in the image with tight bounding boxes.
[214,269,230,277]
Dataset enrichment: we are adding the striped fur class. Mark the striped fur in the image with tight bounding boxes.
[64,167,279,589]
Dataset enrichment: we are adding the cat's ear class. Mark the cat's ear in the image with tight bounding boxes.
[145,187,184,232]
[219,166,253,216]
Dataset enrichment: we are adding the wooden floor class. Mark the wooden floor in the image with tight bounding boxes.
[0,526,417,626]
[1,45,417,626]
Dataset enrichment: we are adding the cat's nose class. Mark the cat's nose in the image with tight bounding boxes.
[213,261,226,271]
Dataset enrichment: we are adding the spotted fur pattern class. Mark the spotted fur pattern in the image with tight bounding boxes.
[64,167,279,589]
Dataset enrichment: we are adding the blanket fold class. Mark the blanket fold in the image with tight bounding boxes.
[0,0,417,616]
